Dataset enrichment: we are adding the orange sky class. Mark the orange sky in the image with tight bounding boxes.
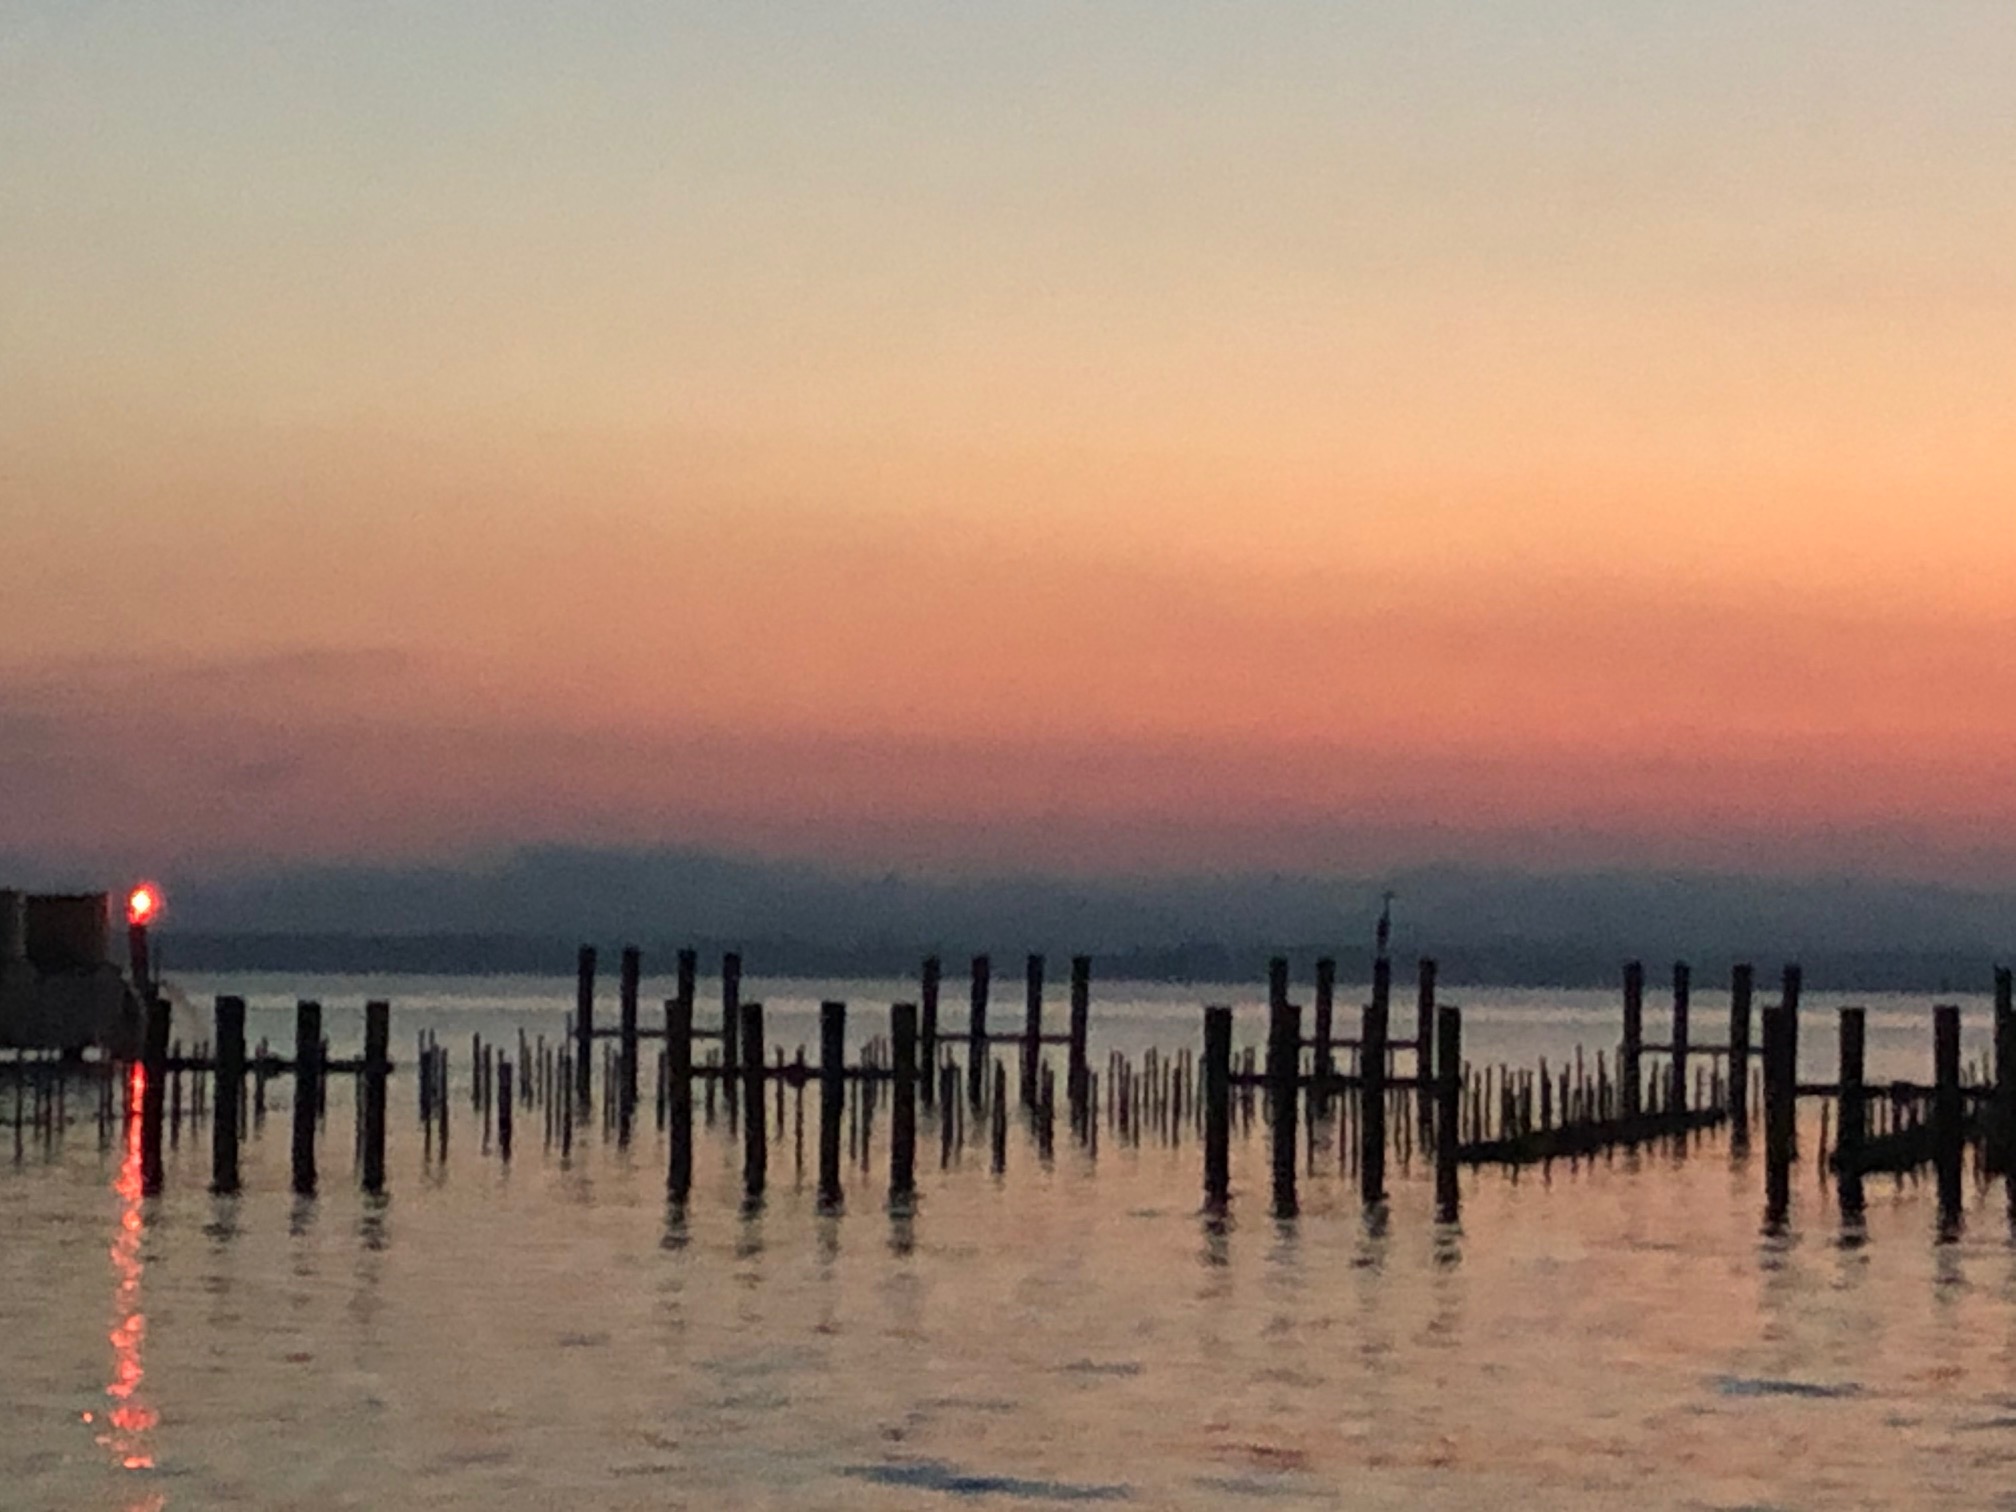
[5,6,2016,878]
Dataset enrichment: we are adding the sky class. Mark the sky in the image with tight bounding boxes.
[5,4,2016,883]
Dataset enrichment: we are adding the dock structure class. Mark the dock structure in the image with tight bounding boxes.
[11,943,2016,1251]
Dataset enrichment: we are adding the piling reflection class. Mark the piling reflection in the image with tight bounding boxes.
[96,1065,161,1504]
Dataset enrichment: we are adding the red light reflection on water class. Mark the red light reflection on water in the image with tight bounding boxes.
[100,1064,163,1504]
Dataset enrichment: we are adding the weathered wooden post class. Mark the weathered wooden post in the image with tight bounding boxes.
[1416,957,1438,1139]
[1934,1003,1963,1229]
[1621,961,1644,1120]
[1836,1006,1866,1221]
[497,1061,514,1162]
[740,999,766,1201]
[666,992,693,1203]
[1312,957,1336,1109]
[1203,1005,1232,1210]
[1729,963,1754,1142]
[1361,956,1390,1204]
[891,1001,918,1205]
[618,944,641,1143]
[1762,1004,1792,1225]
[1781,964,1803,1152]
[140,995,170,1195]
[573,945,596,1107]
[1435,1005,1461,1222]
[361,999,390,1193]
[1068,955,1091,1126]
[1671,961,1691,1115]
[1266,994,1300,1219]
[967,955,991,1110]
[1021,953,1044,1110]
[721,952,743,1116]
[292,1000,323,1197]
[212,996,245,1194]
[1995,966,2014,1214]
[920,956,941,1110]
[819,1000,845,1209]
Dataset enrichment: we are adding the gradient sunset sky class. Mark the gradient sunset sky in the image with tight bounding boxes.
[5,5,2015,880]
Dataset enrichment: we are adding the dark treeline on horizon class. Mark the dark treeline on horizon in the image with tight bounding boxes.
[160,930,2009,994]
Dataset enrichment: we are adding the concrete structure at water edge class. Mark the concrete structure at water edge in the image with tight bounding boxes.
[0,890,145,1056]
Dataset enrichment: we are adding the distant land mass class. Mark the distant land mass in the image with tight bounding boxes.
[7,845,2014,991]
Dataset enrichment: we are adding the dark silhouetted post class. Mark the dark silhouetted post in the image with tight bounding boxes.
[618,944,640,1143]
[140,995,170,1195]
[1068,955,1091,1123]
[667,992,693,1203]
[1996,967,2015,1213]
[1362,956,1390,1204]
[1203,1005,1232,1210]
[1621,961,1644,1120]
[1435,1006,1461,1222]
[1762,1005,1791,1225]
[740,999,765,1200]
[819,1001,845,1208]
[1729,964,1753,1141]
[212,996,245,1194]
[1781,964,1803,1153]
[891,1001,918,1205]
[920,956,941,1110]
[721,952,743,1097]
[1268,956,1289,1016]
[292,1000,322,1197]
[574,946,596,1107]
[1416,957,1438,1139]
[1671,961,1690,1114]
[1021,953,1044,1110]
[361,999,390,1193]
[1934,1003,1963,1229]
[1312,957,1336,1106]
[1836,1006,1865,1222]
[497,1061,514,1162]
[1267,995,1300,1219]
[967,955,991,1110]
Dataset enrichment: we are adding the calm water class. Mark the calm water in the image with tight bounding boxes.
[5,973,2015,1510]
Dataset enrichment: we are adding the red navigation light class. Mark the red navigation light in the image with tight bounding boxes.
[127,885,162,928]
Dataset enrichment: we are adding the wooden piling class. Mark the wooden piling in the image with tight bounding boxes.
[1416,957,1438,1139]
[292,1000,323,1197]
[920,956,941,1109]
[210,996,244,1194]
[990,1062,1008,1174]
[618,943,641,1142]
[1267,995,1300,1219]
[1362,957,1390,1205]
[1836,1006,1865,1220]
[1670,961,1690,1114]
[1762,1004,1792,1224]
[819,1001,845,1208]
[741,999,765,1201]
[1313,956,1336,1107]
[1435,1006,1461,1222]
[722,951,743,1090]
[1729,963,1753,1142]
[138,996,170,1194]
[1781,964,1802,1153]
[1068,955,1091,1124]
[967,955,991,1110]
[361,999,390,1194]
[497,1061,514,1162]
[666,992,693,1202]
[1934,1003,1963,1227]
[1995,967,2014,1213]
[891,1001,918,1205]
[573,945,596,1107]
[1621,961,1644,1120]
[1021,953,1044,1110]
[1203,1005,1232,1210]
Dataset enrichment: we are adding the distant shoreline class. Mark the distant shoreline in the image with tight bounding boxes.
[157,932,2009,994]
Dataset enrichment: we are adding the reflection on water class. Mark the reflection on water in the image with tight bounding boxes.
[17,1010,2016,1508]
[97,1064,163,1510]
